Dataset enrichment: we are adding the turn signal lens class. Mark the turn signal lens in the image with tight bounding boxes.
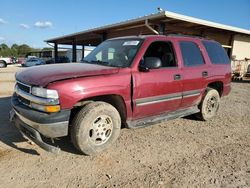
[31,102,61,113]
[44,105,61,113]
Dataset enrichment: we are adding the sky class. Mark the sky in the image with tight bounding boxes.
[0,0,250,48]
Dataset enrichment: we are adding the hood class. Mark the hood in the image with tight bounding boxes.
[16,63,120,87]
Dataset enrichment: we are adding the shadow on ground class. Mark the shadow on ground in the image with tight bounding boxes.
[232,79,250,83]
[0,97,40,155]
[0,96,81,156]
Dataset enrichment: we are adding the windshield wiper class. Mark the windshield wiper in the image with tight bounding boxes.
[91,60,109,64]
[83,60,123,67]
[81,59,91,63]
[84,60,111,67]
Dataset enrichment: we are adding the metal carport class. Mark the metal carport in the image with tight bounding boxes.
[45,10,250,62]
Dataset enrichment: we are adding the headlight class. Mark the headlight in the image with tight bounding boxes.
[32,87,59,99]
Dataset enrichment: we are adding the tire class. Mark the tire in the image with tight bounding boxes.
[70,101,121,155]
[196,88,220,121]
[0,61,7,68]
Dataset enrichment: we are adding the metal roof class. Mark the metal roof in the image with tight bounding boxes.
[163,10,250,35]
[45,10,250,45]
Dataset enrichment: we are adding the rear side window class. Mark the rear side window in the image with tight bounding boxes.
[202,41,230,64]
[180,41,205,66]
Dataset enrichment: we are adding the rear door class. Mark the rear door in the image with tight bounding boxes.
[177,39,209,108]
[132,39,183,119]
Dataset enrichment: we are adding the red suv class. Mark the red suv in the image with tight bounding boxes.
[10,35,231,155]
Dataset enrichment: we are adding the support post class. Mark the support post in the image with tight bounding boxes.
[72,39,77,62]
[101,32,107,41]
[229,34,235,59]
[159,23,166,35]
[82,45,85,59]
[54,43,58,62]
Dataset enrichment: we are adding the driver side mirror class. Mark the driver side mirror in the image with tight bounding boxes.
[139,57,162,72]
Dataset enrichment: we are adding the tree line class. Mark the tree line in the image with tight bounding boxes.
[0,43,39,57]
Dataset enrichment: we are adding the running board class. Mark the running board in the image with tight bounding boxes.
[126,106,200,129]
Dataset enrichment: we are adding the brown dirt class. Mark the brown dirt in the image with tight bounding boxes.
[0,65,249,188]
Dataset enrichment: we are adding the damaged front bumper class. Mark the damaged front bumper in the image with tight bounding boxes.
[10,95,71,153]
[9,109,61,154]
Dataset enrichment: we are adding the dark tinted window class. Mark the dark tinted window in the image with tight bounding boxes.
[180,41,205,66]
[202,41,230,64]
[144,41,177,67]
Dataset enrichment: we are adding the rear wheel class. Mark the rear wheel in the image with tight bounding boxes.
[196,88,220,121]
[0,61,7,68]
[71,102,121,155]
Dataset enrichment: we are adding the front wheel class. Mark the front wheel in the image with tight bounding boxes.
[196,88,220,121]
[71,102,121,155]
[0,61,7,68]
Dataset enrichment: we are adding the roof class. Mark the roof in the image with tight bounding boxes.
[109,34,214,40]
[45,10,250,46]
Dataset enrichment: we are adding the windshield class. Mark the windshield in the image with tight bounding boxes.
[83,39,143,67]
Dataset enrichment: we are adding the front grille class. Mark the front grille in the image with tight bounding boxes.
[16,81,31,93]
[16,81,31,106]
[18,95,30,106]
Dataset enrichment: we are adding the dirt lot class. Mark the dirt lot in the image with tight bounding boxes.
[0,65,249,188]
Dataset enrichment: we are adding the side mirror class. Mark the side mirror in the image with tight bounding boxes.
[145,57,162,69]
[139,57,162,72]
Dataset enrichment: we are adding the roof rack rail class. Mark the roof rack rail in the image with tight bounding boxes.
[166,33,211,40]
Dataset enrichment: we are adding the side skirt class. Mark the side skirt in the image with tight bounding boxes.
[126,106,200,129]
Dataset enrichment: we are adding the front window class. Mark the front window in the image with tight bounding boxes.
[143,41,177,67]
[84,39,143,67]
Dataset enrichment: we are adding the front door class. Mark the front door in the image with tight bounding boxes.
[132,40,183,120]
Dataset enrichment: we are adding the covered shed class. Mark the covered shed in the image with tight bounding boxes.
[45,10,250,62]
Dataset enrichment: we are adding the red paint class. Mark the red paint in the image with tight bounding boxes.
[16,35,231,121]
[16,63,120,87]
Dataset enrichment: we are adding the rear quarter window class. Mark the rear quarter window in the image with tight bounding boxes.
[180,41,205,67]
[202,41,230,64]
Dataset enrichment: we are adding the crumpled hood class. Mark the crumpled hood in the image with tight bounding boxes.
[16,63,120,87]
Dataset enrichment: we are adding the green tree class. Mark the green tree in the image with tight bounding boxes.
[0,43,11,57]
[17,44,31,57]
[42,47,53,51]
[11,44,18,50]
[10,44,19,56]
[0,43,39,57]
[0,43,9,50]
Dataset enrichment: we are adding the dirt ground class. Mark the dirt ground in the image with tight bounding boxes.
[0,65,249,188]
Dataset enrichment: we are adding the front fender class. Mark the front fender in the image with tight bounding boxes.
[47,73,132,110]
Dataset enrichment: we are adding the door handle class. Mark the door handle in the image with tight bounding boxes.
[202,71,208,77]
[174,74,181,80]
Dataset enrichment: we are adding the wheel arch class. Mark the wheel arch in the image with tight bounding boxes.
[207,81,224,96]
[70,94,127,127]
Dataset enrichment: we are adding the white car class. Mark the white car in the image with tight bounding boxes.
[0,57,12,68]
